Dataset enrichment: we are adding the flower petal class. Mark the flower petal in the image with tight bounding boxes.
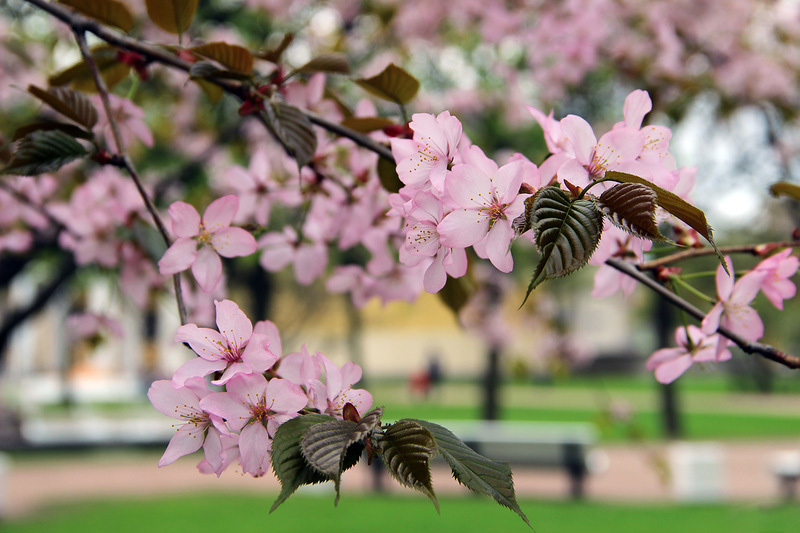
[214,299,253,349]
[203,195,239,229]
[158,238,197,275]
[192,247,223,293]
[211,227,257,258]
[437,208,490,248]
[168,202,201,238]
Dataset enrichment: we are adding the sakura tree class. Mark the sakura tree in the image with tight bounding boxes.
[2,0,800,527]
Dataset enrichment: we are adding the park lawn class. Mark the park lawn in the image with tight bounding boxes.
[5,492,800,533]
[379,404,800,442]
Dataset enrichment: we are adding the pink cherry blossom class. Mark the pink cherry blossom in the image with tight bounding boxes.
[258,226,328,285]
[646,325,731,384]
[158,195,257,293]
[701,256,768,356]
[309,353,373,419]
[94,93,153,149]
[437,157,528,272]
[171,299,278,386]
[199,373,308,477]
[751,249,798,310]
[148,377,229,472]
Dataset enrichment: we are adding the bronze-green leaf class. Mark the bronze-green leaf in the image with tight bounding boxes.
[292,53,350,76]
[604,171,724,269]
[355,63,420,105]
[770,181,800,203]
[2,130,88,176]
[58,0,134,31]
[262,99,318,168]
[300,418,366,505]
[28,85,99,130]
[256,33,294,63]
[190,42,254,75]
[145,0,197,35]
[378,419,438,512]
[49,45,130,93]
[12,121,93,142]
[377,156,403,193]
[596,182,667,241]
[341,116,396,133]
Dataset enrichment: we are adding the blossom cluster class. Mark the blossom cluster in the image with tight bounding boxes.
[148,299,372,476]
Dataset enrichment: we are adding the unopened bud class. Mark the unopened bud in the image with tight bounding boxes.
[656,266,682,282]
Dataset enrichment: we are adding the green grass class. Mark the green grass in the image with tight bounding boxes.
[5,493,800,533]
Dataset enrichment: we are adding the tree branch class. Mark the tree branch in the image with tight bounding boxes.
[605,257,800,370]
[639,241,800,270]
[71,29,187,325]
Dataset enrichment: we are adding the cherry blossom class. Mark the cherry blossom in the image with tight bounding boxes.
[751,249,798,310]
[158,195,257,293]
[646,325,731,384]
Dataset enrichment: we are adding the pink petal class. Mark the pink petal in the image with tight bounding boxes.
[203,195,238,229]
[254,320,282,356]
[444,247,468,278]
[716,257,734,300]
[192,247,223,293]
[339,362,362,389]
[241,334,278,373]
[492,160,524,205]
[731,271,768,306]
[437,208,490,248]
[293,243,327,285]
[214,299,253,348]
[701,303,724,335]
[332,388,373,417]
[410,113,450,158]
[646,348,684,370]
[266,378,310,414]
[168,202,201,238]
[201,426,224,474]
[423,253,446,293]
[211,227,257,258]
[259,241,294,272]
[238,422,271,477]
[591,265,624,298]
[561,115,596,165]
[276,347,320,385]
[174,324,227,360]
[158,238,197,275]
[556,158,591,189]
[446,164,493,209]
[722,305,764,342]
[170,357,227,387]
[654,354,694,384]
[483,222,514,273]
[200,391,252,432]
[595,129,644,167]
[623,89,652,130]
[158,424,205,467]
[148,380,200,418]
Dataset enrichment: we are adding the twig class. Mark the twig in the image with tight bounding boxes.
[639,241,800,270]
[606,257,800,369]
[72,29,188,325]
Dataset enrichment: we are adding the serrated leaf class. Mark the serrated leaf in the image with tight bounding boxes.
[605,171,725,270]
[191,42,254,75]
[256,33,294,63]
[300,418,366,505]
[270,414,334,513]
[770,181,800,203]
[2,130,87,176]
[58,0,134,32]
[49,46,130,92]
[378,419,438,512]
[437,275,472,314]
[262,99,318,168]
[412,419,530,527]
[349,406,383,447]
[341,116,396,133]
[377,156,403,193]
[355,63,420,105]
[28,85,99,130]
[292,53,350,76]
[145,0,197,35]
[523,186,603,303]
[512,195,536,237]
[13,122,93,142]
[188,61,251,81]
[596,182,666,241]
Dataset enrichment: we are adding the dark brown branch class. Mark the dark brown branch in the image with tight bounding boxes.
[606,257,800,369]
[71,29,188,325]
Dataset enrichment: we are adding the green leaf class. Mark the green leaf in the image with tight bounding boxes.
[770,181,800,203]
[595,182,667,241]
[58,0,134,32]
[378,420,439,512]
[377,156,403,193]
[194,79,223,104]
[604,171,724,270]
[355,63,420,105]
[2,130,88,176]
[13,122,93,142]
[262,100,318,168]
[190,42,254,75]
[341,116,396,134]
[270,414,334,513]
[188,61,251,81]
[292,53,350,76]
[145,0,197,35]
[28,85,99,130]
[412,419,530,528]
[349,406,384,446]
[437,275,472,314]
[49,45,130,92]
[256,33,294,63]
[301,418,358,479]
[523,186,603,304]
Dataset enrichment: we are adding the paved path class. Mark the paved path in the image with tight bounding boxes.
[4,439,799,519]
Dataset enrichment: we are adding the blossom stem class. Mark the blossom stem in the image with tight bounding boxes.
[639,241,800,270]
[72,29,188,325]
[669,276,717,304]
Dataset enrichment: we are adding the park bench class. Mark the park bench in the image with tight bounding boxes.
[380,420,598,499]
